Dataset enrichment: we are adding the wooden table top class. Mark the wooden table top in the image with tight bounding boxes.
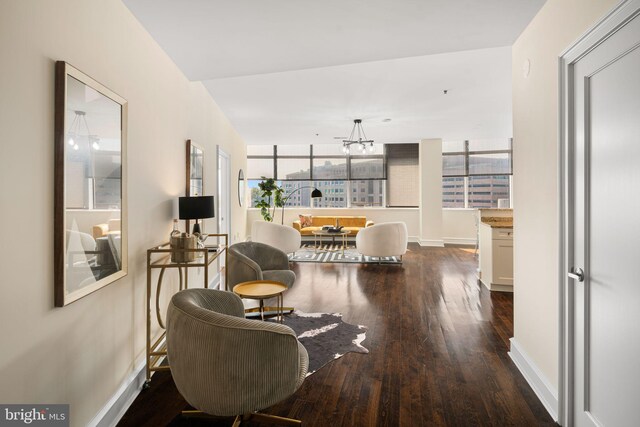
[233,280,287,299]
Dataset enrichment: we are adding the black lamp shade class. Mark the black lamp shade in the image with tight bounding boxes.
[179,196,215,220]
[311,188,322,198]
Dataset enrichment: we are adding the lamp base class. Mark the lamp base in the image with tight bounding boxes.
[192,221,201,235]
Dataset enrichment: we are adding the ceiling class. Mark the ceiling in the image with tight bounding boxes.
[123,0,545,144]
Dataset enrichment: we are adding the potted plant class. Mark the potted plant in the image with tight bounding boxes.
[254,177,284,222]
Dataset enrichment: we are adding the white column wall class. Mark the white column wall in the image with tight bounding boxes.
[419,139,444,246]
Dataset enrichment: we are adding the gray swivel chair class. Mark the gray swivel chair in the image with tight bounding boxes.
[228,241,296,316]
[166,289,308,426]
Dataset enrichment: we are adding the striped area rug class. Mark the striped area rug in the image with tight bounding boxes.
[290,243,401,264]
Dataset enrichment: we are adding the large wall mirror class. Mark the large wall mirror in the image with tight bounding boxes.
[186,139,204,197]
[54,61,128,307]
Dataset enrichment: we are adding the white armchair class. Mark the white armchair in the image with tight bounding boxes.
[251,221,301,255]
[356,222,408,260]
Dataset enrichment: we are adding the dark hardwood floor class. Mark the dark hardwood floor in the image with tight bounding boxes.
[119,245,556,427]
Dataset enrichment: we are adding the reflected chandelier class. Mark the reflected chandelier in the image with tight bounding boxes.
[342,119,375,154]
[67,110,100,151]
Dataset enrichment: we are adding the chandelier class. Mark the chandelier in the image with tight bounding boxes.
[67,110,100,151]
[342,119,375,154]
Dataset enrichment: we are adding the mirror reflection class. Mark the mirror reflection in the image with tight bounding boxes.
[189,142,204,196]
[65,75,123,292]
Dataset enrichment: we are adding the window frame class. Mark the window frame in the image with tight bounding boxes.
[442,139,513,209]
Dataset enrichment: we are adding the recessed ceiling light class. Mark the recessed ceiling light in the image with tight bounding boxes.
[382,118,392,122]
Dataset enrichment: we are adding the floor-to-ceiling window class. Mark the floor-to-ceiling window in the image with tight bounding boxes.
[442,138,512,209]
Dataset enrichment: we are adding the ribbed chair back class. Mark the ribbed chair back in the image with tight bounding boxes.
[166,288,308,416]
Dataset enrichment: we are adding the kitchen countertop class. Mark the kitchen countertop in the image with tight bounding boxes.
[480,216,513,229]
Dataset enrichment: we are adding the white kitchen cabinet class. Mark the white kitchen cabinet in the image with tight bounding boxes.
[478,223,513,292]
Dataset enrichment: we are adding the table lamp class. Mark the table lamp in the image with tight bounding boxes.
[179,196,215,235]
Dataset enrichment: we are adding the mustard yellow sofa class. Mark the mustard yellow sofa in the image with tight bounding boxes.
[293,216,374,236]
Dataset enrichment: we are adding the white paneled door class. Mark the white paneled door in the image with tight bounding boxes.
[564,2,640,426]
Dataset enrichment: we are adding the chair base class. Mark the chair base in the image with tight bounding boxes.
[181,410,301,426]
[235,413,302,426]
[244,306,295,319]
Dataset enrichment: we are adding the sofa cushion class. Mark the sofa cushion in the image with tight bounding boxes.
[298,214,313,228]
[310,216,336,227]
[338,217,367,227]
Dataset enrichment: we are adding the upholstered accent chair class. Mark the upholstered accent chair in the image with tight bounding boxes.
[251,221,301,255]
[228,242,296,289]
[166,288,308,426]
[228,241,296,315]
[356,222,408,261]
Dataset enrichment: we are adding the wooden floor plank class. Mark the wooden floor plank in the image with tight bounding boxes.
[118,245,557,427]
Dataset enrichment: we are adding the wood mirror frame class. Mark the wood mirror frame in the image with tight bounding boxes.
[54,61,128,307]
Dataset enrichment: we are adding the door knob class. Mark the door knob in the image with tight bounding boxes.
[568,267,585,282]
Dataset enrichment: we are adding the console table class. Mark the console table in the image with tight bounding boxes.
[145,233,228,387]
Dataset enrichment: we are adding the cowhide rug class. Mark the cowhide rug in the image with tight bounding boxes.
[275,311,369,376]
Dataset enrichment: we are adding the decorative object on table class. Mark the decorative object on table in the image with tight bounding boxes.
[254,177,284,222]
[233,280,287,322]
[169,230,197,263]
[178,195,215,235]
[166,288,307,426]
[145,235,228,386]
[279,186,322,224]
[54,61,128,307]
[251,221,301,255]
[341,119,375,154]
[237,169,245,207]
[356,222,408,262]
[272,311,368,376]
[293,215,374,236]
[228,242,296,316]
[290,243,403,265]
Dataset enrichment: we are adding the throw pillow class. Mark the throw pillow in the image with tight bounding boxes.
[299,214,313,228]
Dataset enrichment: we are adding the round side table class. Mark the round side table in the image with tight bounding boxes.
[233,280,287,322]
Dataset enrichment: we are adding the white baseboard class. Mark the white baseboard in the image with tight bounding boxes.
[419,239,445,247]
[88,359,146,427]
[443,237,476,246]
[408,236,419,243]
[508,338,559,422]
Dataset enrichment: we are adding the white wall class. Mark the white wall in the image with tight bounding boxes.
[512,0,617,393]
[247,208,478,245]
[442,209,477,245]
[419,139,444,246]
[0,1,246,425]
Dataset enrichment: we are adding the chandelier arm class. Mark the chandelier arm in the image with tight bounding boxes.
[82,115,92,138]
[68,114,80,136]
